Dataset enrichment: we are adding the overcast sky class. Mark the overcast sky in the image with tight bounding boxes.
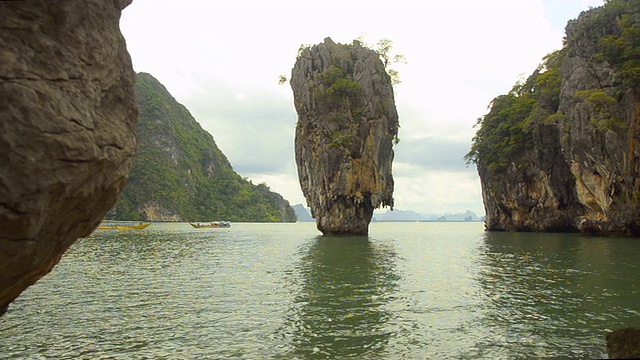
[120,0,603,216]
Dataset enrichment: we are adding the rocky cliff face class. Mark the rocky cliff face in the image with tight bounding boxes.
[557,3,640,235]
[0,1,137,315]
[291,38,398,235]
[108,73,297,223]
[470,0,640,236]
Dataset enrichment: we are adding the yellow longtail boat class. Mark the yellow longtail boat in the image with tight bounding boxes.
[97,222,151,230]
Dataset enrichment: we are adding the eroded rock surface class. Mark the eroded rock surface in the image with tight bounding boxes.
[607,327,640,359]
[0,0,137,315]
[556,6,640,235]
[291,38,398,235]
[471,2,640,236]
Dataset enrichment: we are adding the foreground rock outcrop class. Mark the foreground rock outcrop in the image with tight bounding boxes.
[291,38,398,235]
[468,0,640,235]
[0,0,137,315]
[607,327,640,359]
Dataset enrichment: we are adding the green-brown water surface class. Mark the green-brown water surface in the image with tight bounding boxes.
[1,222,639,359]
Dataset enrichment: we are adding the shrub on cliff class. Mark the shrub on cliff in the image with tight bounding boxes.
[466,50,564,171]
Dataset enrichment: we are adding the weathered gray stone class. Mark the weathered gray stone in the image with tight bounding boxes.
[479,118,582,232]
[556,9,640,235]
[0,0,137,315]
[477,3,640,236]
[607,327,640,359]
[290,38,398,236]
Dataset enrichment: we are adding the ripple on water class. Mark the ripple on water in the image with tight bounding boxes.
[0,223,638,358]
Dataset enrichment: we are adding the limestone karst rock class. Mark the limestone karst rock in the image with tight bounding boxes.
[469,1,640,235]
[0,0,137,315]
[290,38,399,236]
[107,72,297,223]
[555,3,640,235]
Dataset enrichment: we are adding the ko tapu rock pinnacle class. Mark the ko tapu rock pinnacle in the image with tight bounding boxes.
[290,37,399,236]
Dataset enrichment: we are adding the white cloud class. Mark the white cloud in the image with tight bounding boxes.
[181,75,297,175]
[120,0,603,216]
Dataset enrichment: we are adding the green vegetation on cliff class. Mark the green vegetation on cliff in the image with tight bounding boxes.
[107,73,296,222]
[468,0,640,173]
[468,0,640,235]
[582,0,640,89]
[466,50,565,171]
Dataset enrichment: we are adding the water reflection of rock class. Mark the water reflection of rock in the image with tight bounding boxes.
[472,231,640,359]
[283,236,399,359]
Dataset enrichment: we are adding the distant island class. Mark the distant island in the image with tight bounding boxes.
[292,204,314,222]
[373,209,483,222]
[292,204,482,222]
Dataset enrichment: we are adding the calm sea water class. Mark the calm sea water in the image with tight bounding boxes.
[1,222,640,359]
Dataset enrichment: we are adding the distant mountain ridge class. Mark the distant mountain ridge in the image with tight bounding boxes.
[373,209,426,222]
[292,204,314,222]
[373,209,482,222]
[107,73,296,222]
[292,204,483,222]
